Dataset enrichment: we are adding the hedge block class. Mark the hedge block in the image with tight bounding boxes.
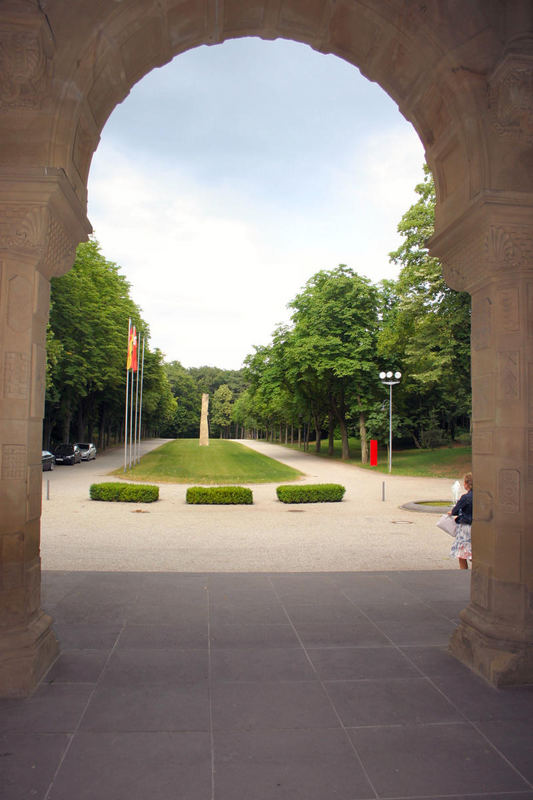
[90,482,159,502]
[276,483,345,503]
[186,486,253,504]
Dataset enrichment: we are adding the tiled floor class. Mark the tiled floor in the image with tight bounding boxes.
[2,570,533,800]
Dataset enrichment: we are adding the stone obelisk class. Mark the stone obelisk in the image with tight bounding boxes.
[199,393,209,446]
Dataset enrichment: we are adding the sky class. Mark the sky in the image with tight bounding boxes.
[88,37,425,370]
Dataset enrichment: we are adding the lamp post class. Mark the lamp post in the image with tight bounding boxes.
[379,370,402,473]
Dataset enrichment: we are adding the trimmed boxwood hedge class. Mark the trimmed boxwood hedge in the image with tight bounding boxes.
[90,482,159,503]
[276,483,346,504]
[186,486,253,505]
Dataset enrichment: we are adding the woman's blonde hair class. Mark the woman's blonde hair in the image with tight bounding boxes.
[464,472,473,490]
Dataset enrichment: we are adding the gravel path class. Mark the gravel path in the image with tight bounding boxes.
[41,438,460,572]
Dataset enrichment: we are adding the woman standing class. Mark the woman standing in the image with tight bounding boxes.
[449,472,473,569]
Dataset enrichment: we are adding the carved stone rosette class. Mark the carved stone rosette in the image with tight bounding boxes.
[489,52,533,145]
[0,1,54,111]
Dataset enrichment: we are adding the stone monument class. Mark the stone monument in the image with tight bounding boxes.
[199,393,209,446]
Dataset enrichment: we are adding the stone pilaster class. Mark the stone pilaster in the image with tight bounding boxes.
[0,167,90,696]
[431,193,533,686]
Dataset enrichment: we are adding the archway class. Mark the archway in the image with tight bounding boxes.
[1,0,533,694]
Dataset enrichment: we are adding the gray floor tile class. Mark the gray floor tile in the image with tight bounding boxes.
[399,645,476,677]
[18,570,532,799]
[0,732,69,800]
[43,650,109,684]
[118,622,208,649]
[50,622,122,650]
[49,596,132,624]
[425,599,468,621]
[293,620,389,648]
[360,600,450,623]
[0,684,93,733]
[348,723,530,797]
[474,719,533,784]
[211,647,316,682]
[213,728,373,799]
[210,599,287,625]
[307,646,418,680]
[128,599,208,625]
[432,673,533,721]
[80,684,210,732]
[100,647,208,685]
[324,677,461,726]
[282,599,365,625]
[48,732,211,800]
[340,576,418,605]
[210,622,300,649]
[391,570,471,601]
[370,615,457,645]
[212,681,340,730]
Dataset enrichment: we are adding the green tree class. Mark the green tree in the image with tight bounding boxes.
[380,165,471,444]
[163,360,201,437]
[288,265,381,460]
[46,238,168,449]
[210,384,233,438]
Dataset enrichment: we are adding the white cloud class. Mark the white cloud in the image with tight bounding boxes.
[88,41,425,369]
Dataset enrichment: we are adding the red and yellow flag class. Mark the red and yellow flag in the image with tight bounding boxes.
[126,325,136,370]
[131,329,138,372]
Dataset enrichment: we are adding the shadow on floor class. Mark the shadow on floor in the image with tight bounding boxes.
[2,570,533,799]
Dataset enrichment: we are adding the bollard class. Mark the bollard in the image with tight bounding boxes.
[46,479,50,500]
[382,481,385,502]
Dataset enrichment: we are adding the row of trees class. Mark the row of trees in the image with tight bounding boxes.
[44,240,177,450]
[231,166,471,460]
[161,363,246,439]
[44,166,471,459]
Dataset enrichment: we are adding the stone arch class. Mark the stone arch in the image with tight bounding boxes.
[1,0,533,694]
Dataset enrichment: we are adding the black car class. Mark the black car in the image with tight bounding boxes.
[54,444,82,465]
[41,450,55,471]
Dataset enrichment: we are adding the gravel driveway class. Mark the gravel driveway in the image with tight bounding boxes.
[41,438,459,572]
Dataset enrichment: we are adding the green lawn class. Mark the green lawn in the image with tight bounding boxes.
[283,438,471,478]
[116,439,303,484]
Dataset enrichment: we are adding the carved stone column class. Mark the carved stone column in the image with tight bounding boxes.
[0,167,90,696]
[431,194,533,686]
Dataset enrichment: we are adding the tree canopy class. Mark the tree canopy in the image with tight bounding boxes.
[45,239,176,448]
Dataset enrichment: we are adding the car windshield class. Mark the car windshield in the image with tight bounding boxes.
[77,444,89,449]
[55,445,73,454]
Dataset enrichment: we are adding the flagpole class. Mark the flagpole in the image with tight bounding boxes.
[124,319,131,472]
[128,328,136,469]
[137,336,146,464]
[133,331,140,465]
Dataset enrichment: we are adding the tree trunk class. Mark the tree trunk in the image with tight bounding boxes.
[312,410,322,453]
[62,409,71,443]
[359,411,368,464]
[330,393,350,460]
[98,406,107,451]
[328,413,335,456]
[297,426,302,448]
[337,417,350,459]
[76,404,86,442]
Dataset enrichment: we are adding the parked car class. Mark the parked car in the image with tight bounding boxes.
[75,442,97,461]
[54,444,82,465]
[41,450,55,471]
